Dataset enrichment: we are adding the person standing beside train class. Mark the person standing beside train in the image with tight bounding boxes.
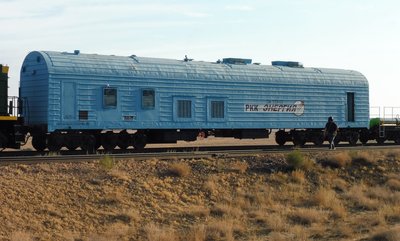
[324,116,338,150]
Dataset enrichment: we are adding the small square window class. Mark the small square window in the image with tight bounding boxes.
[177,100,192,118]
[79,110,88,120]
[211,101,225,118]
[103,87,117,108]
[142,89,155,109]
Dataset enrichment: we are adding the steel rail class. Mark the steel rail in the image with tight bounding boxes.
[0,144,398,166]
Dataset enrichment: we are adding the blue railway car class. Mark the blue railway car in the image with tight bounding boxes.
[19,50,369,151]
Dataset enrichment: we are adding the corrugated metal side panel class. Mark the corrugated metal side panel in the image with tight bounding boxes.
[19,52,49,126]
[47,74,140,131]
[153,77,369,130]
[42,75,369,131]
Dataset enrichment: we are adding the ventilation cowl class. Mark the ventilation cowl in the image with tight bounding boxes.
[272,61,303,68]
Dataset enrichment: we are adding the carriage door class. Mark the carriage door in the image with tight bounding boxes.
[347,92,355,122]
[62,82,76,120]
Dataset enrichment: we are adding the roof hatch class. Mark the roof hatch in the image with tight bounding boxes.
[222,58,252,65]
[272,61,303,68]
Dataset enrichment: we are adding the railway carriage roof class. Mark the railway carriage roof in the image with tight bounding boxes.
[26,51,368,86]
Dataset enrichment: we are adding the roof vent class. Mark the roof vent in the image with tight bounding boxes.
[74,50,80,55]
[222,58,252,65]
[271,61,303,68]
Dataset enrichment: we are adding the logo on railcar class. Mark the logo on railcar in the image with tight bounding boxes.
[244,100,304,116]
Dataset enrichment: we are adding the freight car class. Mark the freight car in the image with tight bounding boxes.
[0,64,23,149]
[19,50,372,152]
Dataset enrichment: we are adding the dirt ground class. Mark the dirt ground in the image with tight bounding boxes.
[0,146,400,240]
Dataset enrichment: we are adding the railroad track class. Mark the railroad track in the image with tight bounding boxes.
[0,143,399,165]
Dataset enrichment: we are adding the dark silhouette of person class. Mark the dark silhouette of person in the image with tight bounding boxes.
[324,116,338,150]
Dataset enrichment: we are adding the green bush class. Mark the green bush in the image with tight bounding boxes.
[286,150,313,170]
[99,155,114,170]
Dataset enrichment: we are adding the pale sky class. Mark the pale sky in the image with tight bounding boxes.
[1,0,399,109]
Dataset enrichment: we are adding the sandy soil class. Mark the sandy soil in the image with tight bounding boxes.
[0,148,399,240]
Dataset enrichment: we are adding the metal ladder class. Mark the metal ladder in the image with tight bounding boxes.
[381,107,400,137]
[371,106,400,138]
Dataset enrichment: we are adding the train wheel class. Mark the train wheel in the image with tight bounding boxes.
[65,135,79,151]
[198,131,207,140]
[359,131,369,145]
[102,131,117,151]
[48,133,63,152]
[275,130,286,146]
[312,133,324,146]
[292,132,306,146]
[117,130,131,150]
[0,132,8,148]
[133,133,147,150]
[80,135,95,154]
[92,134,101,150]
[376,137,385,145]
[348,132,359,146]
[32,134,46,152]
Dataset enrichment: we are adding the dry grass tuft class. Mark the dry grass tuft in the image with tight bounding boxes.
[263,214,287,232]
[167,162,191,177]
[366,186,393,201]
[205,220,234,241]
[109,169,131,182]
[368,227,400,241]
[291,225,311,240]
[116,209,141,224]
[291,169,306,184]
[89,223,136,241]
[210,203,242,218]
[320,152,352,168]
[386,178,400,191]
[311,187,334,207]
[288,208,324,226]
[310,187,347,218]
[346,184,380,210]
[379,205,400,223]
[334,224,354,239]
[145,223,179,241]
[267,232,286,241]
[351,152,376,166]
[184,205,210,218]
[228,161,248,174]
[202,177,218,195]
[385,150,400,161]
[186,225,206,241]
[330,202,347,219]
[100,190,124,206]
[10,231,33,241]
[387,173,400,181]
[332,178,348,192]
[269,172,289,185]
[240,188,275,209]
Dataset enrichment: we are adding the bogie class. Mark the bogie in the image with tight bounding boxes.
[32,133,46,152]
